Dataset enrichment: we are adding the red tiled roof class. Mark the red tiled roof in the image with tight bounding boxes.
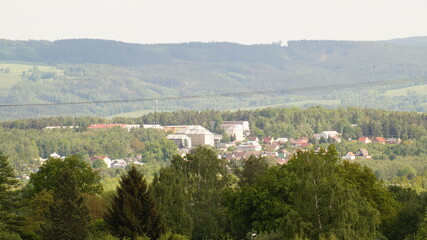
[298,143,312,148]
[373,137,386,142]
[358,137,370,142]
[262,137,273,143]
[247,136,259,141]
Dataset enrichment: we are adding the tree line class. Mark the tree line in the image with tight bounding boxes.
[3,146,427,239]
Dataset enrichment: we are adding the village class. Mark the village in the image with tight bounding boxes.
[26,120,404,178]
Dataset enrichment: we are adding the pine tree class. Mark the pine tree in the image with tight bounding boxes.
[104,166,166,240]
[152,166,193,237]
[41,167,90,240]
[0,151,19,235]
[0,151,18,213]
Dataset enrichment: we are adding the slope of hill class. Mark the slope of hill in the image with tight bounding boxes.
[0,38,426,119]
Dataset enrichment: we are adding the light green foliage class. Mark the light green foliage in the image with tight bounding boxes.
[157,232,189,240]
[338,161,399,231]
[0,222,22,240]
[284,146,380,240]
[29,155,103,195]
[182,147,232,240]
[87,233,120,240]
[93,158,108,169]
[382,84,427,97]
[416,211,427,240]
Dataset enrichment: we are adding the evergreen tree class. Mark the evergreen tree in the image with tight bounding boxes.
[41,167,90,240]
[0,151,20,237]
[0,151,18,214]
[152,166,193,237]
[238,155,269,187]
[104,166,166,240]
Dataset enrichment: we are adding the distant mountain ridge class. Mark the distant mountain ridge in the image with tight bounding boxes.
[0,37,427,119]
[388,36,427,46]
[0,37,426,66]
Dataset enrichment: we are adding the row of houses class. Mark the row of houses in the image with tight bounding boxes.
[87,124,141,131]
[90,156,144,168]
[342,149,371,160]
[357,137,402,144]
[221,149,290,165]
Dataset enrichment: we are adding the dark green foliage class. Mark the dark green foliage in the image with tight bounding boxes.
[153,147,232,240]
[41,166,91,240]
[416,210,427,240]
[104,166,166,240]
[29,155,103,196]
[338,161,399,233]
[0,152,20,238]
[386,187,427,240]
[0,126,176,179]
[228,146,392,240]
[238,155,270,187]
[0,222,22,240]
[226,165,292,238]
[152,167,193,237]
[0,151,18,215]
[180,147,232,240]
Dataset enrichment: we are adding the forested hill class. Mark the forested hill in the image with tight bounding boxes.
[2,37,427,66]
[1,37,427,119]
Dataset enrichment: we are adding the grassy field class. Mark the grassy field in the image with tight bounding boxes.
[382,84,427,97]
[0,72,22,89]
[107,109,173,119]
[0,62,63,89]
[227,99,341,111]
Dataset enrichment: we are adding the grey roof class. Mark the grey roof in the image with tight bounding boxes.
[167,134,191,140]
[175,125,213,135]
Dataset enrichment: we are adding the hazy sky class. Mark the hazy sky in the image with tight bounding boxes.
[1,0,426,45]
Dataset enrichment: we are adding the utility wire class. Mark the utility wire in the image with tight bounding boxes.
[0,77,425,108]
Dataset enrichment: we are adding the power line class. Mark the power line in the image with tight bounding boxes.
[0,77,425,108]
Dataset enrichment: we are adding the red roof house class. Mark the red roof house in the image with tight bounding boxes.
[372,137,386,144]
[357,137,371,144]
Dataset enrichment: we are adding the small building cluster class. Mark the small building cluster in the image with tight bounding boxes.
[164,125,215,147]
[313,131,341,143]
[219,121,250,142]
[357,137,402,144]
[88,124,140,131]
[342,149,371,160]
[90,155,144,169]
[30,120,408,179]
